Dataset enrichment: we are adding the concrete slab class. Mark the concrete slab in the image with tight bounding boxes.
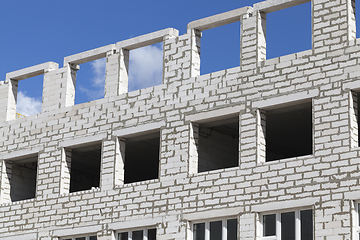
[63,44,116,66]
[5,62,59,81]
[253,0,310,13]
[115,28,179,50]
[187,6,252,31]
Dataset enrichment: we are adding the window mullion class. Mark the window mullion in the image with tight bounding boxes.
[222,219,227,240]
[276,212,281,240]
[129,231,133,240]
[144,229,148,240]
[205,221,210,240]
[295,210,300,240]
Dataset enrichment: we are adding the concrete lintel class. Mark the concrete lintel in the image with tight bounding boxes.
[116,28,179,50]
[5,62,59,81]
[113,121,165,138]
[0,232,37,240]
[63,44,116,66]
[108,217,161,231]
[1,146,43,161]
[253,0,310,13]
[59,133,107,148]
[252,197,319,212]
[185,106,243,123]
[252,89,319,110]
[187,6,252,31]
[183,207,242,221]
[53,225,101,237]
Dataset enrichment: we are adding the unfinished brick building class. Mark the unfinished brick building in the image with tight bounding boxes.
[0,0,360,239]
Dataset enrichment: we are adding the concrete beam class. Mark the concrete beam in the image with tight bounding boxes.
[5,62,59,81]
[63,44,116,66]
[115,28,179,50]
[253,0,310,13]
[187,6,252,31]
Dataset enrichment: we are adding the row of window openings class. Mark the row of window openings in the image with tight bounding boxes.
[15,0,317,118]
[5,101,314,202]
[60,210,313,240]
[62,229,156,240]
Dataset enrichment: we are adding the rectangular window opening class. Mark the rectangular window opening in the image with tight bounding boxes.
[196,117,239,173]
[264,101,313,162]
[62,234,97,240]
[16,74,44,118]
[5,154,38,202]
[266,1,311,59]
[192,218,237,240]
[200,21,240,75]
[128,42,163,92]
[67,143,101,193]
[74,57,106,105]
[123,132,160,184]
[117,228,156,240]
[261,209,313,240]
[355,0,360,39]
[351,91,360,147]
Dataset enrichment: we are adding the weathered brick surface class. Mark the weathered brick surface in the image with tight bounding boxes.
[0,0,360,239]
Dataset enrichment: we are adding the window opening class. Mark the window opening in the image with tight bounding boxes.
[75,58,106,105]
[62,234,97,240]
[266,2,311,59]
[200,21,240,75]
[16,74,43,117]
[195,117,239,173]
[67,143,101,193]
[260,209,313,240]
[123,132,160,184]
[356,0,360,39]
[354,202,360,240]
[192,218,237,240]
[117,228,156,240]
[128,43,163,92]
[4,154,38,202]
[351,91,360,147]
[264,101,312,162]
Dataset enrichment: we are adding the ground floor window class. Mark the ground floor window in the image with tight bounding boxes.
[192,218,237,240]
[260,209,313,240]
[118,228,156,240]
[63,235,97,240]
[354,202,360,240]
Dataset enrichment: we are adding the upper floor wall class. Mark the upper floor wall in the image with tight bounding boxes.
[0,0,356,123]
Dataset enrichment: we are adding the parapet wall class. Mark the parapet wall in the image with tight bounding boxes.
[0,0,360,239]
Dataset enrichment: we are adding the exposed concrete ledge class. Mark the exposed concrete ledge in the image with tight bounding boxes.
[187,6,252,31]
[253,0,310,13]
[252,197,319,212]
[108,217,161,230]
[53,225,101,237]
[252,89,319,110]
[185,105,244,123]
[183,207,242,221]
[1,146,43,161]
[5,62,59,81]
[116,28,179,50]
[0,232,37,240]
[63,44,116,66]
[59,133,107,148]
[345,191,360,200]
[113,121,165,138]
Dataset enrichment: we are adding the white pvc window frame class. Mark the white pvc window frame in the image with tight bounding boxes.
[259,208,313,240]
[116,227,156,240]
[62,234,97,240]
[189,217,238,240]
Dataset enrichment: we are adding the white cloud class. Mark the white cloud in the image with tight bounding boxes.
[91,58,106,86]
[78,58,106,101]
[16,91,42,116]
[129,43,163,91]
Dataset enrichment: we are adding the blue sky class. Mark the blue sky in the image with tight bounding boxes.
[0,0,359,116]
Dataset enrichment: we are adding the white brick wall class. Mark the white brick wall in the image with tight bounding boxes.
[0,0,360,239]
